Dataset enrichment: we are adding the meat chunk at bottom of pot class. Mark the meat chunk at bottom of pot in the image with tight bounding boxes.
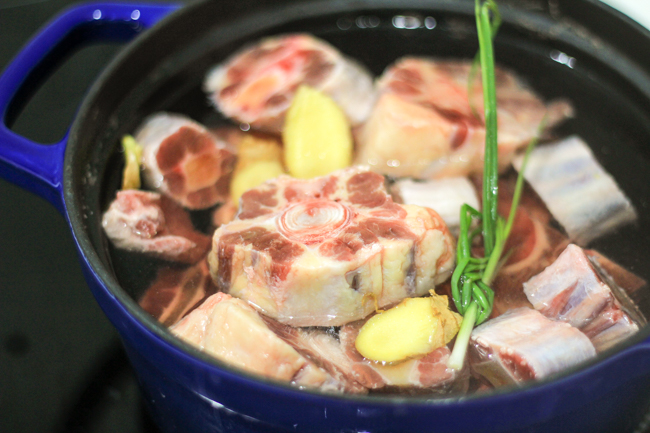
[170,292,364,393]
[469,308,596,387]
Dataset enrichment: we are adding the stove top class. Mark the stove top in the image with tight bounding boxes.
[1,1,649,433]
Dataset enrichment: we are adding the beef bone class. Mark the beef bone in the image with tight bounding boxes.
[523,243,645,351]
[469,307,596,387]
[135,112,236,210]
[356,58,572,178]
[170,292,361,393]
[207,166,456,326]
[102,190,211,264]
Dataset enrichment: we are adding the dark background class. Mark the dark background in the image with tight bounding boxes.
[0,1,181,432]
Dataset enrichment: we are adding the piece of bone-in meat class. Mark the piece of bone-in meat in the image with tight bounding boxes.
[470,308,596,387]
[170,292,352,391]
[581,305,639,352]
[391,177,480,236]
[265,316,465,393]
[356,58,572,178]
[262,318,368,394]
[139,260,216,327]
[102,190,211,264]
[512,136,637,246]
[524,244,614,328]
[524,244,645,351]
[338,320,466,392]
[208,166,456,326]
[135,113,236,210]
[204,34,376,133]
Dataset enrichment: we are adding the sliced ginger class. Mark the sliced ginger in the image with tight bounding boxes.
[355,293,463,363]
[230,134,285,204]
[282,85,353,179]
[429,291,464,345]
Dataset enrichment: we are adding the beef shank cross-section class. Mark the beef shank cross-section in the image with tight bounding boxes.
[356,58,572,179]
[204,34,376,133]
[135,113,236,210]
[207,166,456,327]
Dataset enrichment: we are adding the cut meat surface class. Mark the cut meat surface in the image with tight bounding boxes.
[584,250,647,296]
[356,58,572,178]
[204,34,376,133]
[102,190,211,264]
[523,244,645,351]
[524,244,612,328]
[139,260,216,327]
[581,305,639,352]
[208,166,456,326]
[170,292,349,391]
[470,308,596,387]
[135,113,236,209]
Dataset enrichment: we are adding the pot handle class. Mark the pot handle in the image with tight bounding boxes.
[0,2,179,213]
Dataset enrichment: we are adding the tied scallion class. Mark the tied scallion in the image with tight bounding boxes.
[447,0,545,370]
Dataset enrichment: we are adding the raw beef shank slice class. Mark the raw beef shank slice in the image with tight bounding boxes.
[207,166,456,326]
[204,34,376,133]
[135,112,236,210]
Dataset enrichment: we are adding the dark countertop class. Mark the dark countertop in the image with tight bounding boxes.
[0,1,180,432]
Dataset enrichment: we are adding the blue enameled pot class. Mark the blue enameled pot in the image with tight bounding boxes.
[2,1,650,432]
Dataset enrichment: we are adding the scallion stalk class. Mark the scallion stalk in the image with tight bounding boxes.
[447,0,541,371]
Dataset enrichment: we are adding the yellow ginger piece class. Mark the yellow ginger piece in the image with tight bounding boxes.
[429,290,463,345]
[282,85,353,179]
[355,293,463,363]
[230,135,285,204]
[355,297,444,363]
[237,133,283,163]
[121,135,143,190]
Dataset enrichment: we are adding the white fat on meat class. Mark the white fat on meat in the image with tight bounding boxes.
[135,113,236,210]
[170,292,354,392]
[207,166,456,327]
[204,34,376,133]
[390,177,480,236]
[512,135,637,246]
[356,58,572,178]
[469,307,596,387]
[523,243,644,351]
[102,190,211,264]
[264,317,464,392]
